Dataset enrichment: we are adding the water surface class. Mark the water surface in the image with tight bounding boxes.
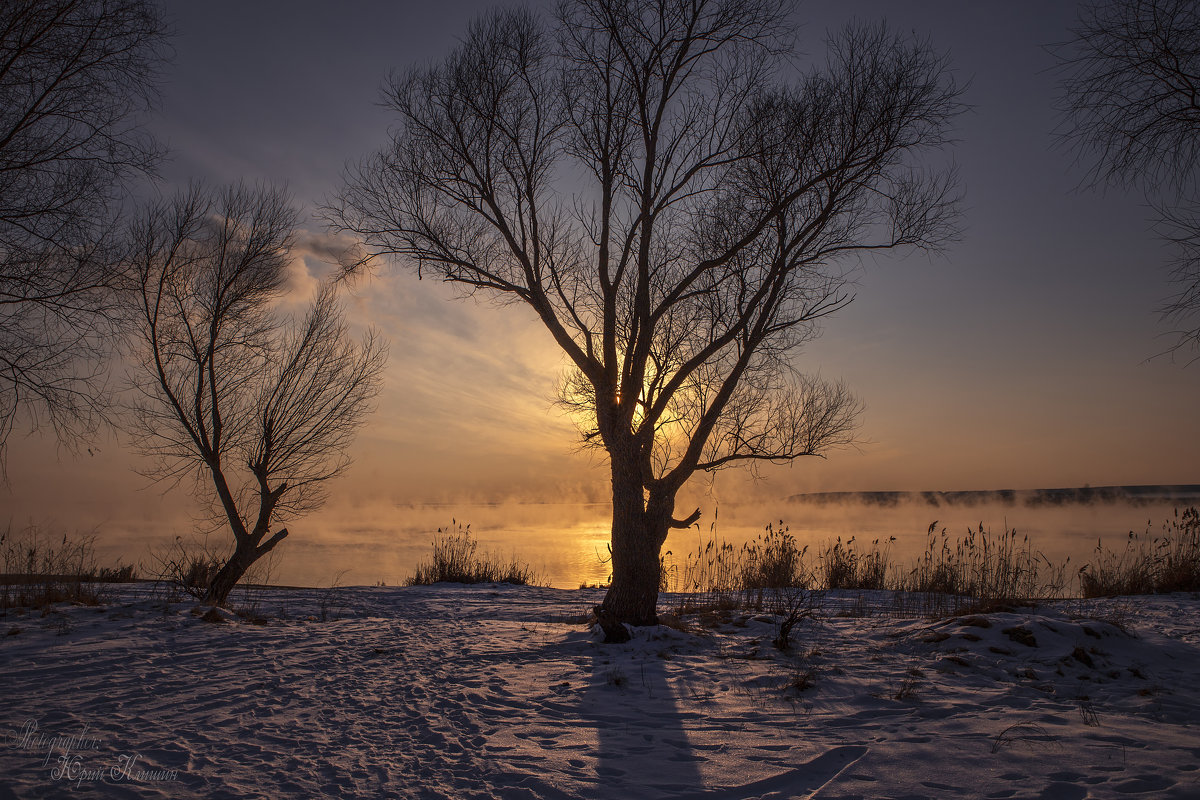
[142,495,1195,591]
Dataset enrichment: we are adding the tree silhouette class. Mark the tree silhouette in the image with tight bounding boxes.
[330,0,962,627]
[1055,0,1200,358]
[0,0,168,468]
[127,184,386,605]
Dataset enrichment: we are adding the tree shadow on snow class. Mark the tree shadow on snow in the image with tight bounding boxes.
[583,650,706,797]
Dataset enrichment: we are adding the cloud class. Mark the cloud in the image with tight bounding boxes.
[276,228,364,309]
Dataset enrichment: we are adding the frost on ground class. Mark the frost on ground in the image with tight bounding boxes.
[1,585,1198,799]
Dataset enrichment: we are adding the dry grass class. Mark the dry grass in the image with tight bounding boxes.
[897,521,1069,616]
[820,535,894,590]
[407,522,539,586]
[693,507,1197,621]
[665,516,1084,622]
[992,722,1057,753]
[672,535,744,611]
[892,667,923,701]
[671,523,816,614]
[147,535,226,601]
[1078,507,1200,597]
[0,523,135,611]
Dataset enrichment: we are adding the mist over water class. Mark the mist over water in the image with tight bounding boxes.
[83,494,1198,592]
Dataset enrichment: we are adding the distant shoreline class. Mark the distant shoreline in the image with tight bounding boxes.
[785,484,1200,507]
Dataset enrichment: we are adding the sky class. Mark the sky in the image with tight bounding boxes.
[5,0,1200,545]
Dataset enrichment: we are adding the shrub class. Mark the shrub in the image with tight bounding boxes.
[772,585,820,650]
[147,536,226,600]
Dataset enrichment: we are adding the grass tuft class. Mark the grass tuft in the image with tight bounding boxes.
[407,522,539,586]
[820,535,894,590]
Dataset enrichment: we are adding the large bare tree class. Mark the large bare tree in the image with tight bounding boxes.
[0,0,168,467]
[330,0,962,627]
[127,184,387,605]
[1055,0,1200,357]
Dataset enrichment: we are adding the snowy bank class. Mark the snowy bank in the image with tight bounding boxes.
[2,585,1198,799]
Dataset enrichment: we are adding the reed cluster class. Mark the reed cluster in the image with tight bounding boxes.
[1,523,135,610]
[407,522,539,586]
[1078,507,1200,597]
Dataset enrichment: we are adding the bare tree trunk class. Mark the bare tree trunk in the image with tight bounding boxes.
[202,527,288,607]
[601,465,669,629]
[203,543,257,607]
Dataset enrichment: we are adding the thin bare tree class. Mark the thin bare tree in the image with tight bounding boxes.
[0,0,169,469]
[1055,0,1200,357]
[127,184,387,605]
[329,0,962,627]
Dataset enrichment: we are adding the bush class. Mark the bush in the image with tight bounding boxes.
[147,535,226,600]
[407,522,538,586]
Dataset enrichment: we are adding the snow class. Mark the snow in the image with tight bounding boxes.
[2,584,1198,799]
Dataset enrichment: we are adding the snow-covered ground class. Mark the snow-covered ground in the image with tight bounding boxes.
[2,584,1198,799]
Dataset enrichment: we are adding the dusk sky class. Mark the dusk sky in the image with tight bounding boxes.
[11,5,1200,793]
[6,0,1200,539]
